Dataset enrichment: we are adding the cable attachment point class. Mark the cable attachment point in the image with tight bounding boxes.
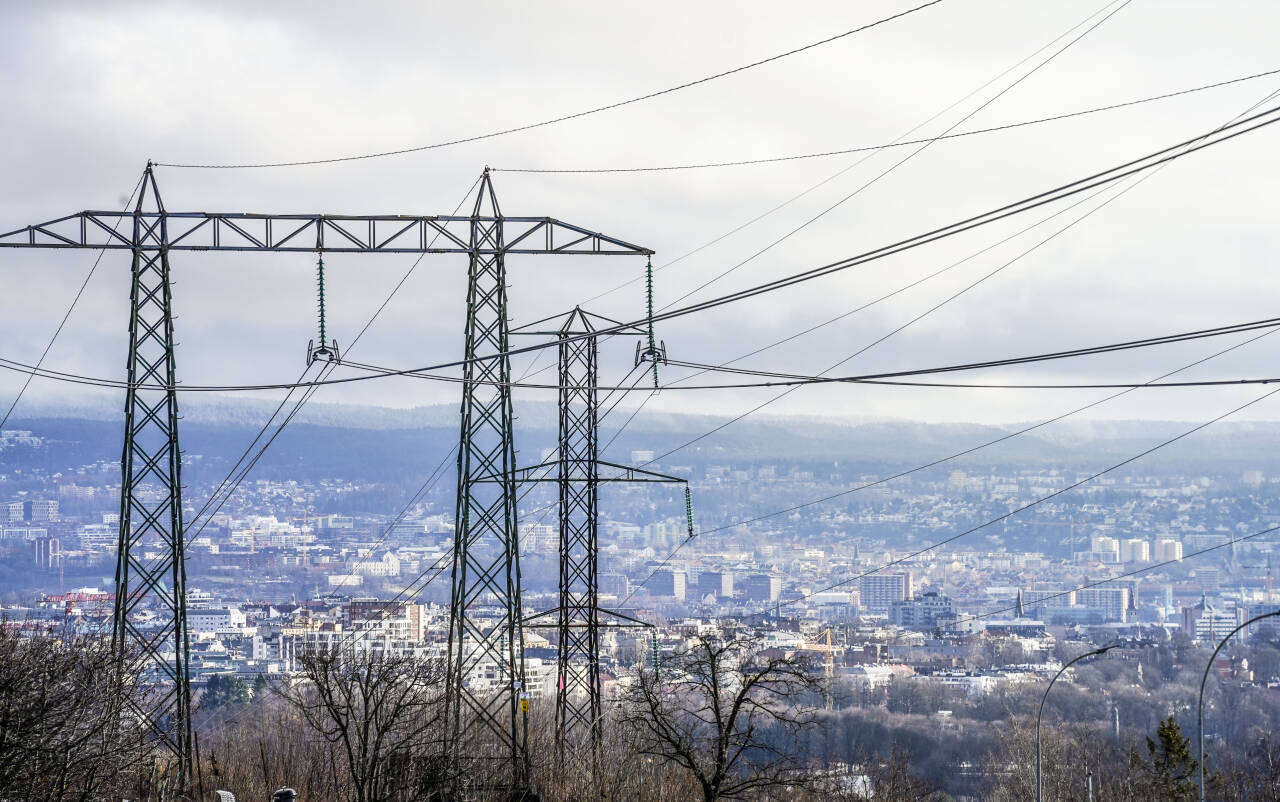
[634,259,666,387]
[307,254,340,365]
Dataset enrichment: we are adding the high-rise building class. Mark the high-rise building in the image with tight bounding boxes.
[1090,535,1120,562]
[1120,539,1150,563]
[1154,538,1183,563]
[1026,587,1076,610]
[345,599,425,643]
[697,570,733,599]
[0,502,22,525]
[740,573,781,602]
[1182,596,1244,642]
[650,570,687,601]
[860,573,913,613]
[25,500,58,522]
[1076,587,1130,622]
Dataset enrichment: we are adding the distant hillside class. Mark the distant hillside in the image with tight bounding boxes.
[7,397,1280,480]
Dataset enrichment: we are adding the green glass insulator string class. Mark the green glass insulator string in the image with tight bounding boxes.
[645,259,658,388]
[316,254,327,346]
[684,486,696,539]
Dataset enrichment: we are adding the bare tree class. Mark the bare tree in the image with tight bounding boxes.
[618,634,824,802]
[0,626,152,801]
[199,694,346,801]
[277,647,447,802]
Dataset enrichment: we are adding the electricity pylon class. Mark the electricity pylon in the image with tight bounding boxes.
[114,165,194,786]
[0,165,652,798]
[511,308,689,764]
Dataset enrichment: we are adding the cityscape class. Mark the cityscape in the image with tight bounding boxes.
[3,406,1280,797]
[4,1,1280,800]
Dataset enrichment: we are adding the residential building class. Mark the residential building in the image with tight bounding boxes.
[860,573,913,613]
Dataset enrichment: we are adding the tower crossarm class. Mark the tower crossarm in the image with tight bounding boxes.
[0,211,653,255]
[483,460,687,485]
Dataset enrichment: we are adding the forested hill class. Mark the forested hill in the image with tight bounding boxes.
[7,396,1280,482]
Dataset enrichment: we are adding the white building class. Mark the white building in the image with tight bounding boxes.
[1154,538,1183,562]
[1121,538,1151,563]
[188,607,248,635]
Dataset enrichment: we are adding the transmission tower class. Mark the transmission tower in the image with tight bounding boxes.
[512,308,689,763]
[113,165,195,786]
[0,164,197,788]
[443,173,660,796]
[0,165,652,798]
[554,308,604,752]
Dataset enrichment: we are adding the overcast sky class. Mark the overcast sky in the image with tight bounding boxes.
[2,0,1279,429]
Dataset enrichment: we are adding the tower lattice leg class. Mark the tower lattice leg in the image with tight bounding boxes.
[555,311,602,756]
[445,171,530,796]
[110,164,193,791]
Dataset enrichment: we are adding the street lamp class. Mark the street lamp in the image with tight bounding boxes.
[1037,642,1117,802]
[1198,609,1280,802]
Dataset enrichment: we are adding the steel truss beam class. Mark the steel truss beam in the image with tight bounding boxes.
[0,211,652,255]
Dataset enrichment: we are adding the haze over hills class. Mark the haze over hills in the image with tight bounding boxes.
[8,395,1280,480]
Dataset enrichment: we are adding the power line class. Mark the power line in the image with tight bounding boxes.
[662,315,1280,385]
[755,384,1280,617]
[622,322,1280,604]
[494,67,1280,174]
[0,174,145,431]
[9,104,1276,400]
[9,311,1280,395]
[660,0,1132,313]
[153,1,944,170]
[618,81,1280,600]
[602,90,1280,526]
[575,0,1134,310]
[633,113,1197,468]
[640,104,1280,331]
[11,306,1280,395]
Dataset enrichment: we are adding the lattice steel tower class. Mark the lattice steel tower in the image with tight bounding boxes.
[513,308,688,765]
[0,165,653,798]
[445,173,654,796]
[111,165,194,785]
[553,308,603,749]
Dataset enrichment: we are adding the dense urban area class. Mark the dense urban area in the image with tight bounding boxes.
[4,411,1280,799]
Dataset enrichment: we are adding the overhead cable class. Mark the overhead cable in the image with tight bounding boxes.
[749,384,1280,616]
[0,174,144,431]
[7,105,1278,399]
[621,322,1280,604]
[6,312,1280,395]
[153,2,944,169]
[495,67,1280,174]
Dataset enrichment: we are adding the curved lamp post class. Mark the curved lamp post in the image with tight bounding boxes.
[1037,642,1118,802]
[1198,609,1280,802]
